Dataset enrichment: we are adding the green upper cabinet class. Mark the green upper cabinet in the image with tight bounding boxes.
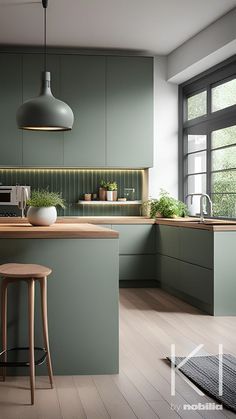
[22,54,64,167]
[106,57,153,168]
[0,54,22,166]
[61,55,106,167]
[0,52,154,168]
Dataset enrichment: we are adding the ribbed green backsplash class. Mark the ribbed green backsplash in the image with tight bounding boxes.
[0,169,143,216]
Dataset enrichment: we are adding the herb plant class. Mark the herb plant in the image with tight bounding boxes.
[99,180,108,189]
[107,181,118,191]
[143,190,188,219]
[27,189,66,209]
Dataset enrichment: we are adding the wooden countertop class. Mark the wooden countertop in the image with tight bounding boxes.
[155,217,236,231]
[0,216,236,231]
[57,216,155,225]
[0,216,155,225]
[0,223,119,239]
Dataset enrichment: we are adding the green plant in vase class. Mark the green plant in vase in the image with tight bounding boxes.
[106,181,118,201]
[143,190,188,219]
[27,189,65,226]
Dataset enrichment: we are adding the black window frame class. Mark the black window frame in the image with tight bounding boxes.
[179,55,236,219]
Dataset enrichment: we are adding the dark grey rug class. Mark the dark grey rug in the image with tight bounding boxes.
[167,354,236,413]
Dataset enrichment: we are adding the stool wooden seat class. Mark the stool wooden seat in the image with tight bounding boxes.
[0,263,54,405]
[0,263,52,278]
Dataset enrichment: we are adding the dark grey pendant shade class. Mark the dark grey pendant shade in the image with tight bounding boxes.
[17,71,74,131]
[16,0,74,132]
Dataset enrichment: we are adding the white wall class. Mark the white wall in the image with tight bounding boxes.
[167,8,236,84]
[149,56,179,199]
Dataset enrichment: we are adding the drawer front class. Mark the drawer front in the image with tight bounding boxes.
[156,225,180,259]
[119,255,156,280]
[157,254,180,288]
[158,255,213,305]
[112,225,155,254]
[179,228,213,269]
[179,260,213,305]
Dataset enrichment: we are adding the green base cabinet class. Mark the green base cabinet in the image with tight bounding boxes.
[156,225,236,316]
[112,224,156,286]
[214,232,236,315]
[0,238,119,375]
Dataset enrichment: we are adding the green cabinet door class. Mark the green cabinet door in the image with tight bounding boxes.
[179,260,213,306]
[157,254,180,289]
[22,54,64,167]
[107,57,153,168]
[120,255,156,280]
[0,54,22,166]
[179,227,213,269]
[61,55,106,167]
[112,224,156,254]
[156,225,180,259]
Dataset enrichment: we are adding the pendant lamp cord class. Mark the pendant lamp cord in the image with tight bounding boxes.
[42,0,48,72]
[44,3,47,71]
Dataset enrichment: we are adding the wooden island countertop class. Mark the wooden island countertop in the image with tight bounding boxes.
[0,222,119,239]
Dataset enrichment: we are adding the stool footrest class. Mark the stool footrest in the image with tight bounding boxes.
[0,347,48,367]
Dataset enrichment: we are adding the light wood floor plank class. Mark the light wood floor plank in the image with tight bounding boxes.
[112,370,159,419]
[93,375,137,419]
[0,376,39,419]
[33,376,63,419]
[55,375,86,419]
[73,375,110,419]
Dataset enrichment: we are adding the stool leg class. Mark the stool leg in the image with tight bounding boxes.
[28,279,35,405]
[1,278,8,381]
[39,277,54,388]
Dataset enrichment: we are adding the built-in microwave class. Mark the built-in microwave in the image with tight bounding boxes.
[0,186,30,206]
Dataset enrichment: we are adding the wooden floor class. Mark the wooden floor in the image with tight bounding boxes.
[1,288,236,419]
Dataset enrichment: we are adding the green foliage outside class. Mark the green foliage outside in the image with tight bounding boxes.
[187,81,236,218]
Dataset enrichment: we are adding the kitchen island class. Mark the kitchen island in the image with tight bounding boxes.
[0,223,119,375]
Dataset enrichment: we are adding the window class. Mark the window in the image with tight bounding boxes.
[180,57,236,218]
[187,91,207,120]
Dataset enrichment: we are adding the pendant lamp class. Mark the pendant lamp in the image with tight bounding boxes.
[17,0,74,131]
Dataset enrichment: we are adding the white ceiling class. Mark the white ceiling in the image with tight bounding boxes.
[0,0,236,55]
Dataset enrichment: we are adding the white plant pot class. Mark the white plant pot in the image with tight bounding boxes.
[27,206,57,226]
[106,191,114,201]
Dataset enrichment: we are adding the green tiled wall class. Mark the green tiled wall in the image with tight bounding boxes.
[0,169,143,216]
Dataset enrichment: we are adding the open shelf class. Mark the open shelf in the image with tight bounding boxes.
[78,200,142,206]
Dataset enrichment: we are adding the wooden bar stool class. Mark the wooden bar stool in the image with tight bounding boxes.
[0,263,54,405]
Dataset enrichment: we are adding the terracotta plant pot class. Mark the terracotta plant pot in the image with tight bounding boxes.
[99,187,106,201]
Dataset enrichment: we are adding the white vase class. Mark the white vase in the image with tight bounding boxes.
[106,191,114,201]
[27,206,57,226]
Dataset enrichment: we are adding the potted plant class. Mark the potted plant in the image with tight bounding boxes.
[106,181,118,201]
[27,189,65,226]
[98,180,107,201]
[143,190,188,219]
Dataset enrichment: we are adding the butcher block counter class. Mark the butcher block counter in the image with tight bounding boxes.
[0,222,119,239]
[0,222,119,376]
